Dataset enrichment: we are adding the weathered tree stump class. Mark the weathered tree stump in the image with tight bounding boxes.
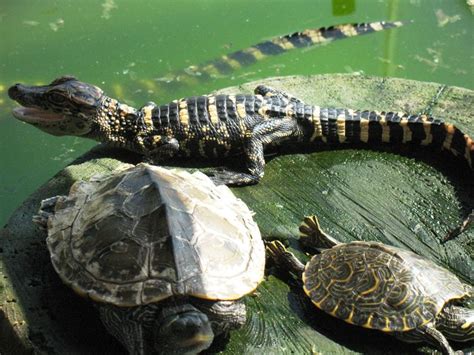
[1,74,472,354]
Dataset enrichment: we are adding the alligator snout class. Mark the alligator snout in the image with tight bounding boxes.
[8,84,22,100]
[8,83,45,107]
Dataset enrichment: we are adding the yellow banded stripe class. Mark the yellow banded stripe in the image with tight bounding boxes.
[328,302,341,317]
[420,120,433,145]
[236,101,247,119]
[178,99,189,126]
[443,123,456,151]
[243,46,266,60]
[381,318,391,332]
[465,135,473,167]
[142,105,154,130]
[309,106,323,142]
[399,116,412,143]
[336,110,346,143]
[339,24,359,37]
[207,102,219,125]
[402,317,411,331]
[380,114,391,143]
[220,55,242,70]
[302,29,328,44]
[346,306,355,324]
[311,293,330,308]
[359,269,380,296]
[360,118,370,143]
[369,22,385,31]
[364,314,374,328]
[200,64,221,77]
[206,96,219,125]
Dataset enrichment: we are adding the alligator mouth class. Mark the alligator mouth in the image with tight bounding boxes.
[12,107,66,124]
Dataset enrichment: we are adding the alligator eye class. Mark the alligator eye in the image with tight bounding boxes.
[49,93,65,103]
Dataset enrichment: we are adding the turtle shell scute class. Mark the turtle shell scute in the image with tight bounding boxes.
[302,241,467,332]
[46,164,265,307]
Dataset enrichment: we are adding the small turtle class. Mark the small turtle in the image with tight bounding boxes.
[36,163,265,354]
[267,216,473,355]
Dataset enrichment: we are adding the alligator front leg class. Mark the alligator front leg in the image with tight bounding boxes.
[209,118,300,186]
[142,135,180,164]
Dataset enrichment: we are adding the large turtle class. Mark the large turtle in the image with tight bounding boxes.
[267,216,473,355]
[36,163,265,354]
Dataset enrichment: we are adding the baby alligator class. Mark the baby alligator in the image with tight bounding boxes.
[8,76,473,186]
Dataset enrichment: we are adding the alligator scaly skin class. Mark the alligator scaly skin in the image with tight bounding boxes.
[9,77,473,186]
[125,86,472,185]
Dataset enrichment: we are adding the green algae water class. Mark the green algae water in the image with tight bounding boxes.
[0,0,473,225]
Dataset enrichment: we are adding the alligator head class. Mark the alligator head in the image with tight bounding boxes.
[8,76,105,137]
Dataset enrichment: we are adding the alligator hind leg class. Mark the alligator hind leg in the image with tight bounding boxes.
[209,118,300,186]
[254,85,304,104]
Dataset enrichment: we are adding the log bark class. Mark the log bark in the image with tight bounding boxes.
[1,74,472,354]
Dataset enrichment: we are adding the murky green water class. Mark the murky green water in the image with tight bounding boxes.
[0,0,473,225]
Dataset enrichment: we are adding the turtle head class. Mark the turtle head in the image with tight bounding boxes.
[8,76,105,137]
[155,304,214,354]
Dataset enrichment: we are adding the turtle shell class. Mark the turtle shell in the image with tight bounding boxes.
[46,163,265,307]
[302,241,468,332]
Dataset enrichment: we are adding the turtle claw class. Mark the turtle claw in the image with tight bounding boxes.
[33,210,52,230]
[41,196,62,209]
[265,240,305,274]
[33,196,64,230]
[265,240,287,260]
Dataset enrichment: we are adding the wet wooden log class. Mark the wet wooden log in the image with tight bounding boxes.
[1,74,472,354]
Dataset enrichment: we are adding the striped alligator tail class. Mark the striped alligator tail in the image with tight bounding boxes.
[308,107,473,169]
[185,21,406,78]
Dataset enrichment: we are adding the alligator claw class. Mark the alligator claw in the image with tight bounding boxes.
[206,168,260,186]
[443,210,474,242]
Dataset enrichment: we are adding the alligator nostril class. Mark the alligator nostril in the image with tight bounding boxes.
[8,84,21,100]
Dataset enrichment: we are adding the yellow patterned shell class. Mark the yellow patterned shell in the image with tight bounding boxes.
[46,163,265,307]
[302,241,468,332]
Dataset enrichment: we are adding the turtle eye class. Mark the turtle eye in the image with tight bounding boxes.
[49,92,66,103]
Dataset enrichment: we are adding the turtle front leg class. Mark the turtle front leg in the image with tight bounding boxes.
[266,240,305,275]
[191,299,246,335]
[420,323,459,355]
[298,215,341,251]
[98,304,149,355]
[397,323,459,355]
[32,196,66,230]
